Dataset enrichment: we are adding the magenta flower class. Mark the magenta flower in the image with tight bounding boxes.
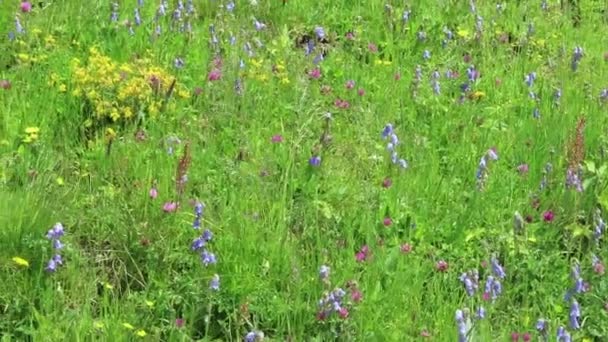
[345,32,355,40]
[351,289,362,302]
[271,134,283,143]
[522,333,531,342]
[309,68,321,79]
[175,318,185,328]
[542,210,554,222]
[436,260,448,272]
[400,243,412,254]
[345,80,355,89]
[368,43,378,53]
[20,1,32,13]
[382,177,392,188]
[383,217,392,227]
[355,245,370,262]
[163,202,178,213]
[208,69,222,81]
[338,307,349,319]
[149,187,158,199]
[334,99,350,109]
[511,332,520,341]
[357,88,365,96]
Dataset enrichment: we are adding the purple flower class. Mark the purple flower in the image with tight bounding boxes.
[191,237,205,251]
[110,2,119,22]
[319,265,330,281]
[524,72,537,87]
[309,156,321,167]
[536,319,547,333]
[557,326,571,342]
[422,50,431,60]
[491,256,506,279]
[226,1,235,12]
[46,258,58,272]
[47,223,65,240]
[209,274,220,291]
[571,46,583,71]
[254,19,266,31]
[174,57,185,69]
[569,299,581,329]
[314,26,325,40]
[201,250,217,266]
[459,273,475,296]
[476,306,485,319]
[134,8,141,26]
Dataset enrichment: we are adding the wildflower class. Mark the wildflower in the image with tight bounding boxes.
[600,89,608,102]
[511,332,519,341]
[558,328,572,342]
[402,10,411,23]
[110,2,119,22]
[208,69,221,81]
[201,250,217,266]
[163,202,178,213]
[536,319,547,334]
[209,274,220,291]
[383,217,392,227]
[436,260,448,272]
[476,306,485,319]
[12,257,29,267]
[569,299,581,329]
[309,68,321,79]
[460,273,476,296]
[592,255,605,275]
[193,202,204,229]
[345,31,355,40]
[517,164,529,174]
[254,19,266,31]
[400,243,412,254]
[455,309,470,342]
[542,210,554,222]
[422,50,431,60]
[309,156,321,167]
[571,46,583,71]
[594,210,605,240]
[0,79,11,90]
[136,330,147,337]
[314,26,325,40]
[351,289,362,302]
[491,256,506,279]
[20,1,32,13]
[524,72,537,87]
[368,43,378,53]
[345,80,355,89]
[226,1,235,12]
[149,185,158,199]
[467,65,480,82]
[174,57,185,69]
[271,135,283,143]
[355,245,370,262]
[319,265,330,282]
[175,318,185,328]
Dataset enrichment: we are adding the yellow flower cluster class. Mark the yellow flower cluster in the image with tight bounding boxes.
[243,58,290,85]
[71,47,189,124]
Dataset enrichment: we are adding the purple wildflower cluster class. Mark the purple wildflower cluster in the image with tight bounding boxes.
[381,124,408,169]
[475,147,498,189]
[571,46,584,72]
[189,202,219,290]
[455,309,471,342]
[315,265,359,321]
[244,330,264,342]
[45,223,65,272]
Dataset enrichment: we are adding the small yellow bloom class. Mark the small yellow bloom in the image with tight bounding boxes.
[12,257,29,267]
[56,177,65,186]
[58,84,67,92]
[93,321,104,329]
[468,91,486,101]
[135,329,147,337]
[105,128,117,140]
[17,53,30,63]
[104,282,113,290]
[25,127,40,134]
[122,323,134,330]
[457,29,470,39]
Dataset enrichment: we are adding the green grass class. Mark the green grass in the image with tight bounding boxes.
[1,0,608,341]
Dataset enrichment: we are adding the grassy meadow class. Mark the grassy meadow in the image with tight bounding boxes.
[1,0,608,341]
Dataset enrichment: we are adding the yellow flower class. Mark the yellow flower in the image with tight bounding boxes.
[25,127,40,134]
[457,29,470,39]
[122,323,134,330]
[12,257,29,267]
[135,330,147,337]
[56,177,65,186]
[17,53,30,63]
[58,84,67,92]
[105,128,117,140]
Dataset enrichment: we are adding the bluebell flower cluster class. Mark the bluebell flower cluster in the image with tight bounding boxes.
[46,223,65,272]
[381,124,408,169]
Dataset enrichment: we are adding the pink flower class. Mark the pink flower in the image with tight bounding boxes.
[522,333,531,342]
[334,99,350,109]
[149,187,158,199]
[511,332,520,341]
[345,32,355,40]
[383,217,392,227]
[542,210,554,222]
[20,1,32,13]
[338,307,349,319]
[351,290,362,302]
[356,245,370,262]
[368,43,378,53]
[0,79,11,90]
[436,260,448,272]
[175,318,185,328]
[208,69,222,81]
[482,292,490,301]
[309,68,321,79]
[517,164,529,174]
[271,134,283,143]
[345,80,355,89]
[400,243,412,254]
[357,88,365,96]
[594,262,605,275]
[163,202,178,213]
[382,178,392,188]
